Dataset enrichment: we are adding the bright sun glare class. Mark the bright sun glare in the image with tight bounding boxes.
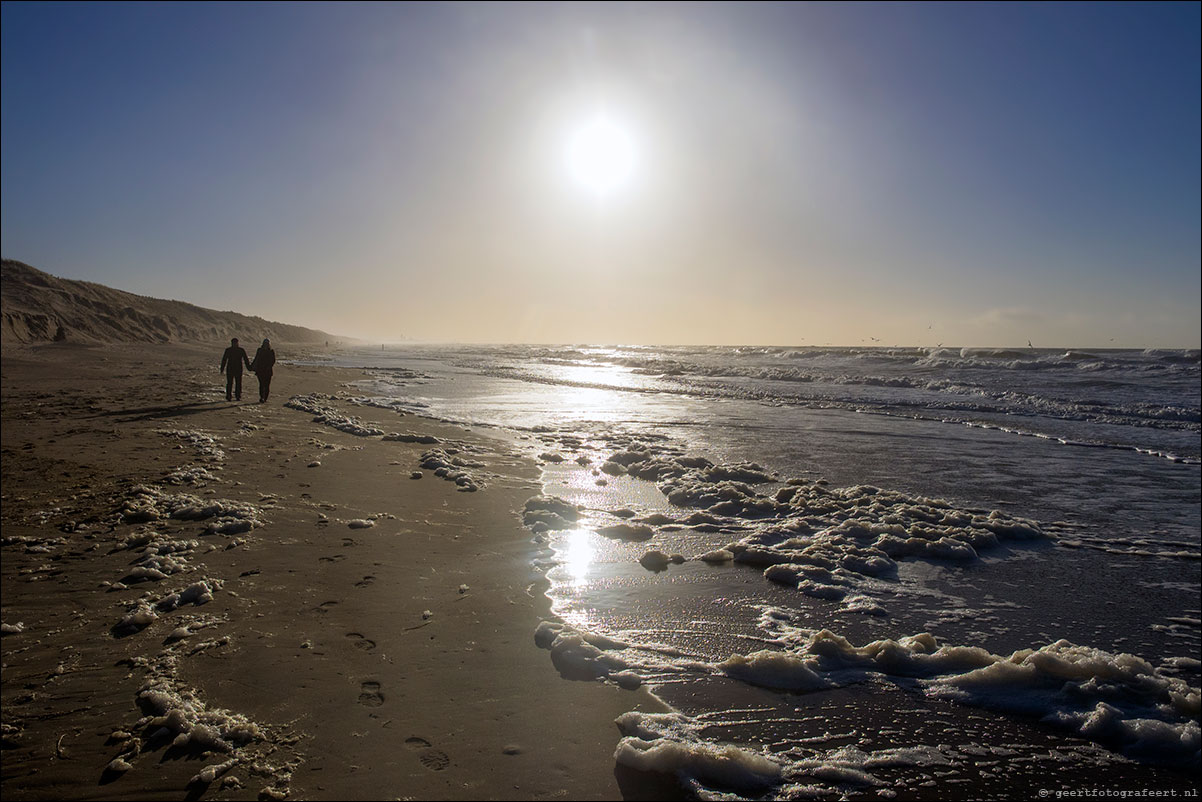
[566,116,635,197]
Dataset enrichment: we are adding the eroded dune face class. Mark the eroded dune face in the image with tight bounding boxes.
[1,260,334,346]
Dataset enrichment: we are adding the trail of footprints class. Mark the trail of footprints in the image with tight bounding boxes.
[317,526,448,773]
[405,736,450,772]
[353,685,449,772]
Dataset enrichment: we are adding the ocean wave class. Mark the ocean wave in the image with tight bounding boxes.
[1144,349,1201,365]
[366,344,1200,463]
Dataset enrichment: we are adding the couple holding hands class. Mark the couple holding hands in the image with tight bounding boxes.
[219,337,275,403]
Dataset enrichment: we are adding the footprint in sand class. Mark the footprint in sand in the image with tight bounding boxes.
[345,632,376,651]
[419,750,450,772]
[405,737,450,772]
[358,681,384,707]
[318,554,346,563]
[354,575,375,588]
[315,601,339,614]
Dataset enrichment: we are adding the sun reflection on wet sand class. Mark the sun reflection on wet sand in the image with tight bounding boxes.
[563,528,595,587]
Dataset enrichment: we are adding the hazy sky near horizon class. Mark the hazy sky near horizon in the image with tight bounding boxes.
[2,2,1199,347]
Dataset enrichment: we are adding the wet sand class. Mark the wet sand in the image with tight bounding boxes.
[0,342,670,801]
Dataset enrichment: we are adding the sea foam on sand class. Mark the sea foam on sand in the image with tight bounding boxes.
[561,610,1200,789]
[614,711,783,792]
[285,393,384,437]
[530,443,1045,619]
[725,621,1200,769]
[120,485,263,535]
[521,442,1197,797]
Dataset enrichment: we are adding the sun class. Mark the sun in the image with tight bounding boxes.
[565,116,636,198]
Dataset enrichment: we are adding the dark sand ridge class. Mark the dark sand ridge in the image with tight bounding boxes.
[1,260,338,346]
[1,342,672,801]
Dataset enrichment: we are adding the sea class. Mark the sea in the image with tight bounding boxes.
[318,343,1200,799]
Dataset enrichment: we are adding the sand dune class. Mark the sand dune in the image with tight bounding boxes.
[1,260,339,347]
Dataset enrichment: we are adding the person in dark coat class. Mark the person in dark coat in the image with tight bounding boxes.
[250,338,276,403]
[219,337,251,401]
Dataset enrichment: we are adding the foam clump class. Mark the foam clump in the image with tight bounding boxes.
[614,711,782,793]
[711,482,1044,610]
[699,548,734,563]
[535,620,639,686]
[597,523,655,542]
[523,495,580,533]
[164,465,219,486]
[138,677,263,753]
[718,627,1201,768]
[114,602,159,636]
[2,621,27,635]
[420,449,484,491]
[639,550,685,571]
[639,551,671,571]
[114,578,225,635]
[120,486,262,535]
[119,531,156,550]
[718,650,828,690]
[929,639,1201,766]
[127,538,200,582]
[599,451,771,488]
[156,429,225,461]
[155,579,224,612]
[285,394,384,437]
[842,594,887,616]
[791,629,995,676]
[189,757,239,785]
[383,432,440,444]
[785,744,954,791]
[581,445,1047,613]
[607,449,1043,561]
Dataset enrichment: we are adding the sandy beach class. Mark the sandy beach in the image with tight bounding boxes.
[0,342,671,801]
[5,2,1200,798]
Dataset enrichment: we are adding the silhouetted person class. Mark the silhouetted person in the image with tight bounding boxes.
[250,338,276,403]
[219,337,251,401]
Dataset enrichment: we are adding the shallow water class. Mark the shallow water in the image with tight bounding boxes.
[321,343,1200,797]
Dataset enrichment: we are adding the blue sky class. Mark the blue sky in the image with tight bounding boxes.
[3,2,1198,346]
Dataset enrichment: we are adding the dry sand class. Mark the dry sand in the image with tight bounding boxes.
[1,342,672,801]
